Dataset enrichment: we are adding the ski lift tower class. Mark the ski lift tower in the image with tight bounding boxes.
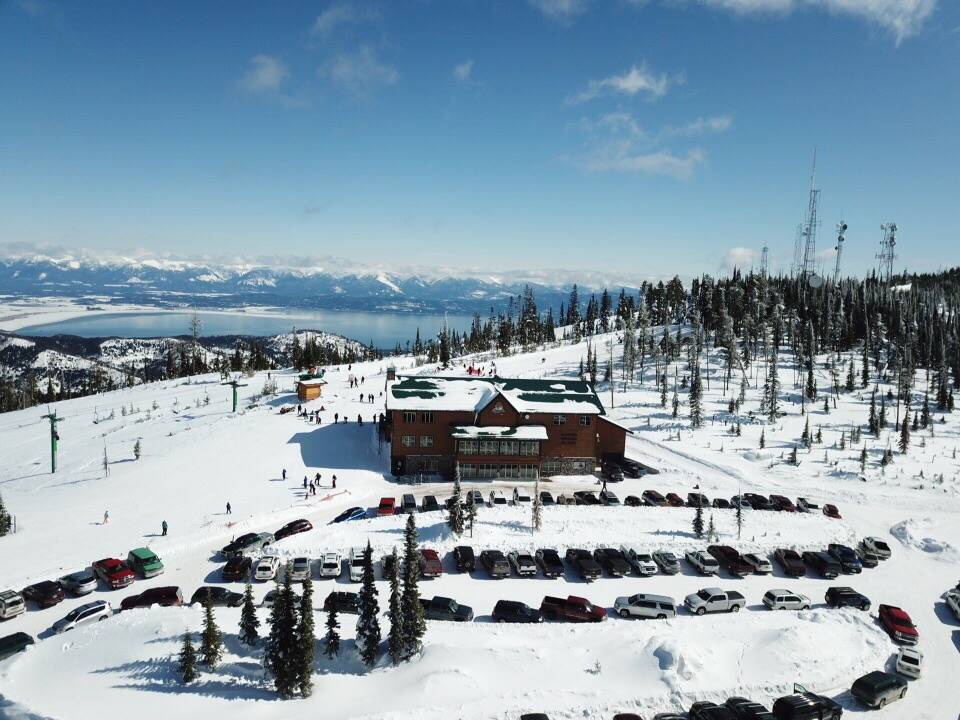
[877,223,897,283]
[833,220,847,285]
[41,408,64,473]
[222,377,248,413]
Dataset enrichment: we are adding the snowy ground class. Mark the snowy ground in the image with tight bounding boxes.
[1,329,958,719]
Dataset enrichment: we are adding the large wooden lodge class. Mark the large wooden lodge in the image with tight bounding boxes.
[385,375,631,480]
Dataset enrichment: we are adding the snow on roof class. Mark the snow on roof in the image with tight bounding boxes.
[450,425,549,440]
[387,376,606,415]
[597,415,635,434]
[298,378,327,387]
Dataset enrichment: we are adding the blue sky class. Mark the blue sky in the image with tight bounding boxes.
[0,0,957,279]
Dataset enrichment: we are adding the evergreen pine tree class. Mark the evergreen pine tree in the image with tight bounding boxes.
[689,363,703,429]
[860,444,867,472]
[815,426,822,444]
[759,429,765,449]
[200,590,224,668]
[324,605,340,659]
[801,416,810,447]
[671,387,679,418]
[706,513,717,542]
[238,583,260,646]
[387,548,403,664]
[264,573,299,698]
[0,492,12,536]
[845,358,856,392]
[823,396,830,414]
[868,391,878,435]
[921,393,931,429]
[400,514,426,660]
[789,446,798,465]
[448,465,464,535]
[660,373,668,408]
[879,398,887,430]
[693,502,704,539]
[531,478,543,532]
[735,498,743,539]
[133,438,141,460]
[178,632,197,684]
[355,541,381,668]
[296,575,315,697]
[899,411,911,454]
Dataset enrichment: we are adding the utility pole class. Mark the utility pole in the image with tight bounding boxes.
[41,408,64,473]
[608,338,614,408]
[221,378,248,413]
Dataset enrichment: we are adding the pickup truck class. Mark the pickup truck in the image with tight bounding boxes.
[480,550,511,579]
[539,595,606,623]
[419,596,474,622]
[684,587,746,615]
[565,549,602,580]
[221,532,274,559]
[707,545,754,577]
[92,558,135,589]
[685,550,720,575]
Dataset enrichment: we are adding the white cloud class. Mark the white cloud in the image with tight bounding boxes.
[529,0,591,22]
[319,47,398,99]
[659,115,733,138]
[238,55,290,94]
[721,246,759,272]
[453,59,474,83]
[311,2,379,36]
[581,144,706,179]
[568,63,676,104]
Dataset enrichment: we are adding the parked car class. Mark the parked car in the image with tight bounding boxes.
[467,490,483,507]
[742,553,773,575]
[725,697,774,720]
[58,569,98,597]
[381,552,398,580]
[513,487,532,504]
[540,595,606,622]
[21,581,65,609]
[480,550,510,579]
[795,497,819,513]
[730,495,752,510]
[221,532,274,558]
[0,591,26,620]
[762,589,811,610]
[539,491,555,506]
[624,495,643,507]
[689,701,736,720]
[712,498,731,509]
[52,600,112,633]
[262,587,301,609]
[573,490,600,505]
[708,545,754,577]
[618,457,645,478]
[593,548,630,577]
[289,556,312,582]
[565,548,602,580]
[377,497,396,516]
[664,493,685,507]
[535,548,565,578]
[222,556,253,582]
[879,604,919,644]
[420,596,473,622]
[190,587,243,607]
[400,494,418,514]
[599,489,621,506]
[622,546,659,576]
[614,593,676,620]
[827,544,862,574]
[771,689,842,720]
[453,545,476,572]
[687,492,710,507]
[508,551,538,577]
[802,551,840,579]
[896,646,922,679]
[856,544,880,568]
[768,494,796,512]
[685,550,720,576]
[274,519,313,540]
[420,495,440,512]
[418,549,443,578]
[744,493,773,511]
[323,591,359,614]
[824,586,871,611]
[861,536,892,559]
[92,558,135,589]
[944,589,960,619]
[773,549,806,577]
[822,503,841,519]
[348,547,367,582]
[254,555,281,581]
[684,587,746,615]
[642,489,667,506]
[332,506,366,523]
[492,599,543,623]
[120,586,183,611]
[0,632,34,661]
[652,551,680,575]
[851,670,908,709]
[488,490,508,507]
[126,547,164,578]
[319,552,342,578]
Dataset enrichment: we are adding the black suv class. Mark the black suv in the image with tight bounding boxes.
[535,548,565,578]
[453,545,476,572]
[827,543,862,574]
[565,548,602,580]
[725,697,774,719]
[771,691,842,719]
[773,548,806,577]
[689,701,737,720]
[479,550,510,578]
[802,551,841,579]
[492,599,543,623]
[825,586,870,610]
[593,548,630,577]
[323,591,359,614]
[744,493,774,511]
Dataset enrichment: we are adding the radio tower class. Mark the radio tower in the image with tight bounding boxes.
[791,223,803,277]
[799,150,821,283]
[877,223,897,282]
[760,246,769,278]
[833,220,847,285]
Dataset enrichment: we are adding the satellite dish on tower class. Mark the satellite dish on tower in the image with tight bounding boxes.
[808,274,824,289]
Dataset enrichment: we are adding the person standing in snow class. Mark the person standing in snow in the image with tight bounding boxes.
[226,502,232,515]
[103,510,109,525]
[334,412,339,423]
[303,476,308,489]
[161,520,168,536]
[332,475,337,489]
[282,468,287,480]
[315,472,321,484]
[357,414,362,425]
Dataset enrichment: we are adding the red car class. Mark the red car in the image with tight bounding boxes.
[92,558,135,589]
[878,604,919,645]
[222,556,253,582]
[665,493,685,508]
[378,497,396,516]
[769,494,797,512]
[275,519,313,541]
[822,503,842,519]
[418,549,443,578]
[22,580,65,608]
[120,586,184,611]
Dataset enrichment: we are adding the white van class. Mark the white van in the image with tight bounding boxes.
[0,590,25,620]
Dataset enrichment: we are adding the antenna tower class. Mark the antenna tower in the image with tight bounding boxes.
[799,150,821,283]
[877,223,897,281]
[760,246,769,278]
[791,224,803,277]
[833,220,847,285]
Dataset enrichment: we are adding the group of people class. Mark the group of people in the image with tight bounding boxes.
[297,470,336,497]
[347,375,365,388]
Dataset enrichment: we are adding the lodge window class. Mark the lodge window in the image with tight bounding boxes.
[500,440,519,455]
[458,440,478,454]
[492,402,505,414]
[519,441,539,456]
[541,457,563,475]
[401,435,416,447]
[419,435,434,448]
[519,464,538,479]
[500,464,519,478]
[479,440,499,455]
[553,415,566,425]
[403,411,417,423]
[460,463,477,478]
[420,412,434,424]
[579,415,592,427]
[420,456,439,473]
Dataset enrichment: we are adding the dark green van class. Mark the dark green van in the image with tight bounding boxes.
[127,547,164,578]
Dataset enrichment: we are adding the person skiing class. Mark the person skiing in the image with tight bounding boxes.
[314,472,321,484]
[308,481,314,495]
[303,476,308,489]
[226,502,232,515]
[282,468,287,480]
[103,510,109,525]
[161,520,168,536]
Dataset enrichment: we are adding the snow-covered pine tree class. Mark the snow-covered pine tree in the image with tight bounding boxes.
[689,363,703,429]
[878,398,887,430]
[355,541,381,668]
[178,632,197,684]
[400,514,426,660]
[693,502,704,539]
[264,573,299,697]
[672,386,679,418]
[387,548,403,665]
[296,574,315,697]
[759,429,765,449]
[846,357,856,392]
[0,492,12,536]
[899,411,911,454]
[860,444,867,472]
[133,438,141,460]
[532,478,542,532]
[200,590,224,668]
[735,499,743,539]
[706,513,717,542]
[324,605,340,659]
[448,464,464,535]
[921,393,930,429]
[239,583,259,646]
